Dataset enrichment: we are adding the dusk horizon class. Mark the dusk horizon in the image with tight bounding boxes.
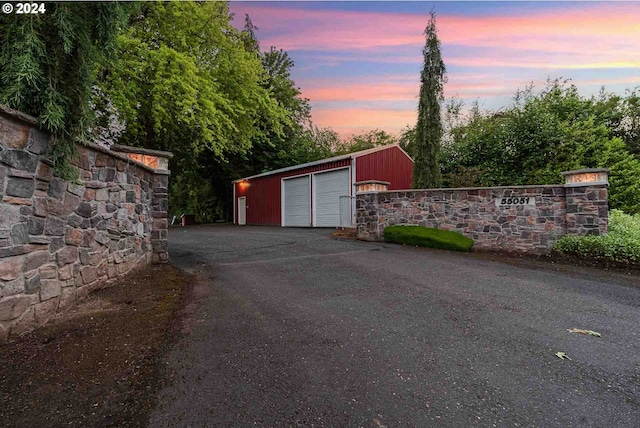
[229,1,640,139]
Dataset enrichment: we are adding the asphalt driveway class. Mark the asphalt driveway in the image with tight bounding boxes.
[150,225,640,427]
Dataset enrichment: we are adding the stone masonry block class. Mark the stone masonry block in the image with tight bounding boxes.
[48,178,67,199]
[152,218,168,230]
[65,228,83,246]
[0,295,30,321]
[0,150,38,172]
[0,118,30,148]
[59,264,74,280]
[27,217,45,236]
[10,223,29,245]
[56,247,78,267]
[6,177,35,198]
[25,273,41,294]
[0,205,21,230]
[39,264,57,279]
[24,250,50,272]
[95,188,109,201]
[45,216,66,236]
[36,162,52,182]
[34,298,59,324]
[80,266,98,284]
[0,255,24,281]
[2,275,25,296]
[40,279,62,301]
[27,128,49,154]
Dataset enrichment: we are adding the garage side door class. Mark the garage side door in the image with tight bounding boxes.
[283,175,311,227]
[314,168,350,227]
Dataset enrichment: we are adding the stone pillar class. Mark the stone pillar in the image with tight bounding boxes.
[562,168,609,236]
[111,145,172,264]
[355,181,389,241]
[150,172,169,264]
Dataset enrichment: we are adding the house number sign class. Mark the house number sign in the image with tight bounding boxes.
[495,196,536,207]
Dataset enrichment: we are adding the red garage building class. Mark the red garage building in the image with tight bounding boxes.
[233,144,413,227]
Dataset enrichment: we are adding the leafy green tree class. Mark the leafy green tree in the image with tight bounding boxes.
[621,88,640,155]
[101,1,285,157]
[441,79,640,214]
[239,46,315,173]
[413,10,446,189]
[398,125,416,157]
[599,138,640,214]
[0,2,135,178]
[334,129,397,155]
[98,1,288,219]
[152,9,333,221]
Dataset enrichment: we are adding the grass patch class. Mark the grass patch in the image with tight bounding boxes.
[553,210,640,266]
[384,225,474,252]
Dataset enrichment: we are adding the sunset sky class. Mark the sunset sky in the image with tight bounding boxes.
[229,1,640,138]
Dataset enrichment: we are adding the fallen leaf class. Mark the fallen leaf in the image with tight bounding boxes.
[568,328,601,337]
[555,352,571,360]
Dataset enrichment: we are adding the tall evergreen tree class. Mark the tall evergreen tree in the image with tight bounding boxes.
[413,10,446,188]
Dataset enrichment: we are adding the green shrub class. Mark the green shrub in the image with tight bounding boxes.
[552,210,640,265]
[383,225,474,252]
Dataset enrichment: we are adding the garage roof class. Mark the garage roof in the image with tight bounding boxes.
[232,144,412,183]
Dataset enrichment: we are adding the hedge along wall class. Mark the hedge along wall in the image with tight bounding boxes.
[0,105,170,342]
[356,177,608,254]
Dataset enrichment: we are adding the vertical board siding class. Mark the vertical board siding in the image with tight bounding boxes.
[356,146,413,190]
[235,159,351,225]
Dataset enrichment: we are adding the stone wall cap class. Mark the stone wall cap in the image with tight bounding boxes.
[111,144,174,159]
[354,180,390,185]
[47,141,171,175]
[84,142,170,174]
[561,168,609,175]
[375,184,566,193]
[564,181,608,188]
[0,105,170,174]
[0,104,39,127]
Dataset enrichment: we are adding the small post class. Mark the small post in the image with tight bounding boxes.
[354,180,389,241]
[561,168,609,236]
[111,145,172,263]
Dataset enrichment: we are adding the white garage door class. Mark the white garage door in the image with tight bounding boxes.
[314,168,350,227]
[283,175,311,227]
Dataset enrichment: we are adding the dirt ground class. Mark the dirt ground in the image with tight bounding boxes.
[0,264,192,428]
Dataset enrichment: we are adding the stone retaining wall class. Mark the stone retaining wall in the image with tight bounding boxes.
[0,105,170,342]
[356,180,608,254]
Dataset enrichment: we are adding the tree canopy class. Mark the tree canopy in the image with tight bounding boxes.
[100,1,286,159]
[441,80,640,214]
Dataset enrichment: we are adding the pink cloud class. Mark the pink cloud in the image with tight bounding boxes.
[229,3,640,136]
[299,70,640,110]
[300,76,518,103]
[311,108,417,136]
[231,3,640,69]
